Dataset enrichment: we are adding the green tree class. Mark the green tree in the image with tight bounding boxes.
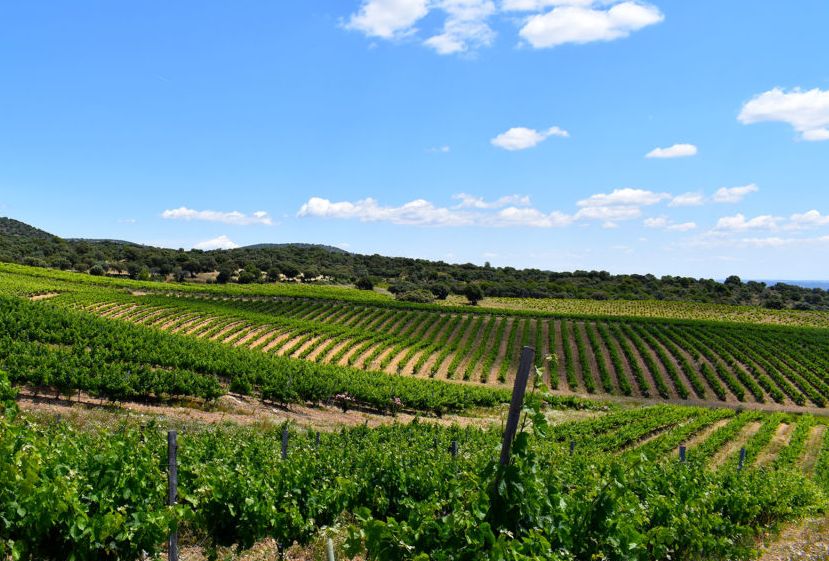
[464,283,484,305]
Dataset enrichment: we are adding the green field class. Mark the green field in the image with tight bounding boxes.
[2,263,829,559]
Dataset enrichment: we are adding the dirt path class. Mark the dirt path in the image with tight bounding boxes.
[29,292,60,301]
[758,516,829,561]
[16,390,496,433]
[801,424,827,475]
[684,418,732,449]
[755,422,795,467]
[709,421,762,469]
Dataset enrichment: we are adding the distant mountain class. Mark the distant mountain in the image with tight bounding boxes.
[66,238,144,246]
[1,215,827,309]
[241,242,350,254]
[0,217,57,240]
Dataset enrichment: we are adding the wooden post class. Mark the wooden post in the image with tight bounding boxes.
[569,440,575,456]
[167,430,178,561]
[679,445,687,463]
[316,431,321,449]
[326,537,336,561]
[450,440,458,458]
[498,346,535,466]
[281,427,289,459]
[738,447,746,471]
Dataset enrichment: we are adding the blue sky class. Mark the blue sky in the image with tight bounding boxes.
[2,1,828,279]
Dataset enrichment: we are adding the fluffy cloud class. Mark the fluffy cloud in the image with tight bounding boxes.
[669,192,704,207]
[193,235,240,250]
[161,207,273,226]
[424,0,497,54]
[453,193,531,208]
[577,187,670,208]
[494,207,574,227]
[714,213,779,231]
[643,217,696,231]
[490,126,569,150]
[345,0,661,54]
[645,143,698,159]
[297,196,472,226]
[738,87,829,141]
[345,0,430,38]
[518,2,663,49]
[427,145,451,153]
[788,210,829,229]
[712,184,758,204]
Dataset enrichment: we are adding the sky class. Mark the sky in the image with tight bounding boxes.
[1,1,828,280]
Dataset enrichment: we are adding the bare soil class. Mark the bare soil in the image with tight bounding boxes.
[801,424,827,475]
[755,423,795,467]
[709,421,762,469]
[758,516,829,561]
[16,390,496,433]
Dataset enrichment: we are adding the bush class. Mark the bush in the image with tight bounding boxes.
[395,289,435,304]
[356,277,374,291]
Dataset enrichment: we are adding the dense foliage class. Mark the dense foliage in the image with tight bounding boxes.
[0,401,826,560]
[0,294,522,414]
[3,216,828,309]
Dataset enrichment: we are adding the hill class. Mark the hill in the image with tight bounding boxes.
[1,216,828,310]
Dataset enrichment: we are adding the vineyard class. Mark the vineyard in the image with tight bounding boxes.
[3,264,829,411]
[1,390,828,560]
[1,263,829,559]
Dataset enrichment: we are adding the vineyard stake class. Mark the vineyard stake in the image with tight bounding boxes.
[167,430,179,561]
[450,440,458,458]
[498,346,535,467]
[326,537,336,561]
[679,445,686,463]
[281,427,289,459]
[738,447,746,471]
[569,440,575,456]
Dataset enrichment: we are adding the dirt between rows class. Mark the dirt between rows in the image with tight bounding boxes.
[15,390,500,432]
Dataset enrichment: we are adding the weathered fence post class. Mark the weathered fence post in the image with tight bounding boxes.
[326,537,336,561]
[167,430,178,561]
[569,440,576,456]
[450,440,458,458]
[738,447,746,471]
[281,426,289,459]
[498,346,535,467]
[316,431,321,449]
[679,445,687,463]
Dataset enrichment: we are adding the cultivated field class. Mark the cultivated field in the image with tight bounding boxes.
[2,263,829,559]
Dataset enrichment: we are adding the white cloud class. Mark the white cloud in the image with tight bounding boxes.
[518,2,664,49]
[161,207,273,226]
[494,206,574,227]
[345,0,430,38]
[715,213,780,231]
[577,187,670,208]
[669,192,704,207]
[298,197,474,226]
[645,143,698,159]
[298,195,574,228]
[788,210,829,229]
[427,145,451,153]
[193,235,240,250]
[738,87,829,141]
[424,0,497,55]
[643,217,696,231]
[712,184,758,204]
[490,126,569,150]
[453,193,531,208]
[574,205,641,222]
